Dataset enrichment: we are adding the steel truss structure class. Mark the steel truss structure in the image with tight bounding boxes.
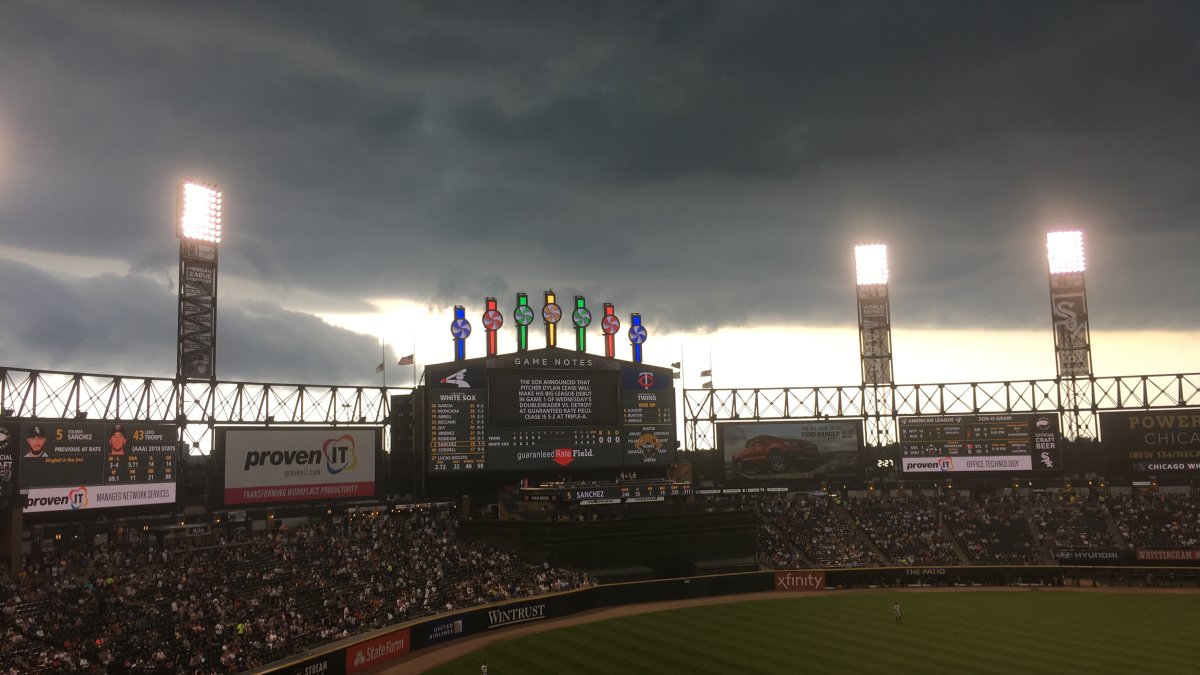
[0,366,401,455]
[6,367,1198,456]
[683,372,1200,450]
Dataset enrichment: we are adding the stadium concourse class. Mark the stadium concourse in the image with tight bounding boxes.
[2,490,1198,673]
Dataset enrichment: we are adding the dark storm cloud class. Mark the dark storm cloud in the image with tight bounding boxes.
[1,0,1198,382]
[0,261,386,384]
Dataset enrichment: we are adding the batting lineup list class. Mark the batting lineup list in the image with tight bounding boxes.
[428,390,487,471]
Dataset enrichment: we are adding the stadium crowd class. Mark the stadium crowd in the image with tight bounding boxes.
[941,495,1041,564]
[757,494,879,568]
[1,508,590,674]
[3,490,1197,673]
[845,496,960,566]
[755,489,1199,569]
[1109,492,1200,549]
[1031,491,1117,553]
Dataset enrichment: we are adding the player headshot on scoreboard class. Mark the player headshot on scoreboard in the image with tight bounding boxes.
[25,425,49,459]
[108,424,128,456]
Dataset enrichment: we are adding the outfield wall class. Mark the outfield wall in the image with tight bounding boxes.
[249,565,1200,675]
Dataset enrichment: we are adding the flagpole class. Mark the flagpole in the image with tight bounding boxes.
[700,343,710,386]
[381,339,387,389]
[411,337,417,388]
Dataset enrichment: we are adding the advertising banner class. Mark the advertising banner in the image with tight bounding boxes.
[901,455,1033,473]
[420,615,470,647]
[1099,410,1200,474]
[276,650,346,675]
[1135,549,1200,562]
[485,600,549,630]
[720,421,863,480]
[21,483,177,513]
[774,571,826,591]
[345,628,409,673]
[1053,550,1134,565]
[223,429,376,506]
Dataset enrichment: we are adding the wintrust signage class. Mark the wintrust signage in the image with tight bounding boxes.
[223,429,376,506]
[487,602,547,629]
[774,571,826,591]
[346,628,409,673]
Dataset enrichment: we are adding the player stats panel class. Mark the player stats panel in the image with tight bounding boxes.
[19,422,177,488]
[18,421,178,512]
[424,348,676,473]
[898,413,1061,474]
[428,386,487,471]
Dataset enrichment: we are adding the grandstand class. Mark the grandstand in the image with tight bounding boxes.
[3,485,1199,672]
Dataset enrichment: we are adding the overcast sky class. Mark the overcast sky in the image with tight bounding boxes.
[1,1,1197,386]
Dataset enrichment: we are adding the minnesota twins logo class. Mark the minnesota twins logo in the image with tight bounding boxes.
[637,372,655,389]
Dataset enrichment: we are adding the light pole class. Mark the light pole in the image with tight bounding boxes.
[176,181,222,382]
[1046,230,1092,440]
[855,243,893,447]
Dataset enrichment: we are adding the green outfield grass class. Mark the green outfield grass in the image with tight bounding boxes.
[423,591,1200,674]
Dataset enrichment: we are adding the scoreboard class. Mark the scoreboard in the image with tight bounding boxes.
[425,348,675,473]
[1099,410,1200,475]
[16,421,178,513]
[899,413,1061,474]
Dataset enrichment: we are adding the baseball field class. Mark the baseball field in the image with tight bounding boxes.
[420,590,1200,674]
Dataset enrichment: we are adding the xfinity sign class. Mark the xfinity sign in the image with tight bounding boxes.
[774,571,826,591]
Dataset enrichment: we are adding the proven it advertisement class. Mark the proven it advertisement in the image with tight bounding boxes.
[222,428,377,506]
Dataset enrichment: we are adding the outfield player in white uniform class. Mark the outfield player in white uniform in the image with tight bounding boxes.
[893,602,902,624]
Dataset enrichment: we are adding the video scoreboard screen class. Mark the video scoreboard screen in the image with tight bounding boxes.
[14,421,178,513]
[1099,410,1200,475]
[899,413,1061,474]
[718,420,864,480]
[425,348,675,473]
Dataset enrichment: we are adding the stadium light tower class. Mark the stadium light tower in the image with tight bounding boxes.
[855,244,893,386]
[1046,230,1092,439]
[176,180,222,381]
[855,243,894,447]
